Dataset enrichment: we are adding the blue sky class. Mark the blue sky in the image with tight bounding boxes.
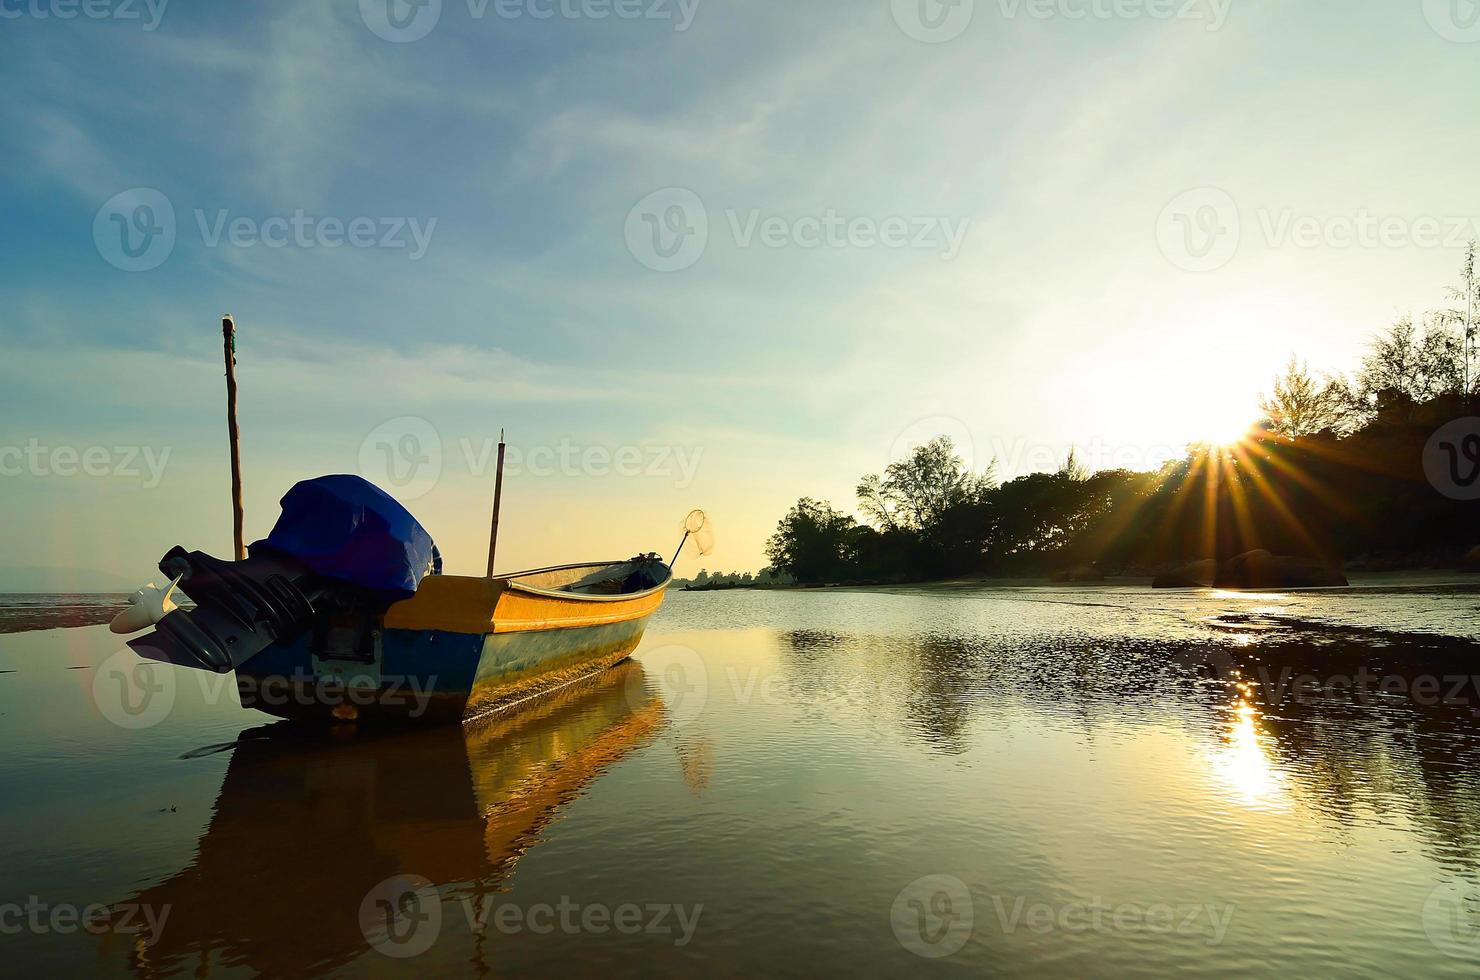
[2,0,1479,581]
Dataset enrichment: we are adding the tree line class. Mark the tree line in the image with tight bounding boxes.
[764,249,1480,584]
[675,568,794,590]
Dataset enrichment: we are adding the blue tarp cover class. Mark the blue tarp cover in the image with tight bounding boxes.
[250,475,439,599]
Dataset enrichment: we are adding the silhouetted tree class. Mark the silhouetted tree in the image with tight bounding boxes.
[1434,241,1478,400]
[856,436,994,532]
[1259,356,1354,438]
[762,263,1480,582]
[1058,448,1089,482]
[1358,317,1466,421]
[765,498,857,584]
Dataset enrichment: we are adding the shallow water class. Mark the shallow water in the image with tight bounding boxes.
[2,578,1480,977]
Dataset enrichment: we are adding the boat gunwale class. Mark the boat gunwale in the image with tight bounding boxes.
[497,560,673,604]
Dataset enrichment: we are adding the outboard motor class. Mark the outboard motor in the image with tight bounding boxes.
[116,474,441,675]
[125,547,325,673]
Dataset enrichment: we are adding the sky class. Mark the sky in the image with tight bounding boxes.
[2,0,1479,584]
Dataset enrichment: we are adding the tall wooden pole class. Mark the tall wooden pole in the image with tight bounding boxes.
[1467,246,1475,412]
[485,429,506,578]
[222,314,245,561]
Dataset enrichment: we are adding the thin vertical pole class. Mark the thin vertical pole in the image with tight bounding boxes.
[1467,249,1474,411]
[222,314,245,561]
[485,429,506,578]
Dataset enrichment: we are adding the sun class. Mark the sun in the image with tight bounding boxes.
[1206,419,1255,449]
[1185,403,1257,449]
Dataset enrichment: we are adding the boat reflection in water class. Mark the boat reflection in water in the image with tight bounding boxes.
[110,661,662,977]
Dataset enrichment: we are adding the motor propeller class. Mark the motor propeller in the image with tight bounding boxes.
[109,574,183,635]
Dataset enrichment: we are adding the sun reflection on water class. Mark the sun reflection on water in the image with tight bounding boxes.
[1208,685,1290,811]
[1210,591,1291,603]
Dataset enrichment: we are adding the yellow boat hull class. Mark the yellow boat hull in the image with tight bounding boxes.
[235,561,670,724]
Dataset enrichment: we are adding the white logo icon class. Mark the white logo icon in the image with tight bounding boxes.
[360,874,442,957]
[94,188,176,272]
[1156,187,1240,272]
[888,416,976,473]
[1423,881,1480,958]
[637,644,709,727]
[891,0,975,43]
[92,647,177,729]
[359,417,443,501]
[625,188,709,272]
[891,874,974,958]
[1423,0,1480,42]
[1423,417,1480,501]
[359,0,442,42]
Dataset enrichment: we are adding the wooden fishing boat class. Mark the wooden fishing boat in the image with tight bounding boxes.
[234,558,672,723]
[107,320,713,726]
[117,473,708,725]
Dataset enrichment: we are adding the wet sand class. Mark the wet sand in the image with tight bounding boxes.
[0,594,127,633]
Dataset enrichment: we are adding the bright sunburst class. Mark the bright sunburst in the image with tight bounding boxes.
[1188,407,1256,449]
